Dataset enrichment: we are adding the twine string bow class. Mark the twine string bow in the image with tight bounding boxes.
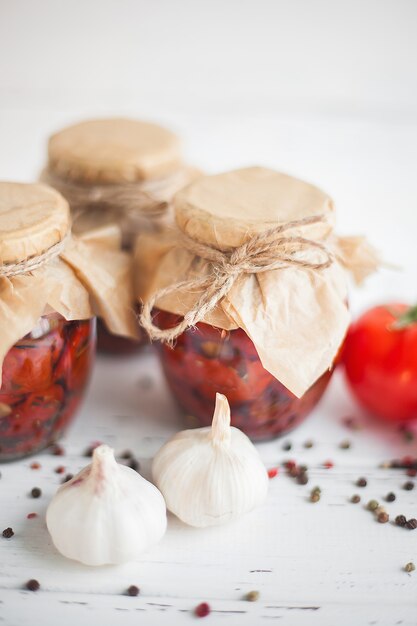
[140,214,334,343]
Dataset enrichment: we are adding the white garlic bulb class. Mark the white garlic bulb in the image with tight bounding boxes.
[46,445,167,566]
[152,393,268,527]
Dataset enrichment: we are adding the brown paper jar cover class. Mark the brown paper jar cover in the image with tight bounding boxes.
[137,167,379,398]
[42,118,200,240]
[0,181,139,382]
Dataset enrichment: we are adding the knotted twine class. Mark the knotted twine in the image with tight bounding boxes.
[0,232,70,278]
[140,214,334,344]
[41,169,182,223]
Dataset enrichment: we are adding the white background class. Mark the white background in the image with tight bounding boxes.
[0,0,416,310]
[0,2,417,625]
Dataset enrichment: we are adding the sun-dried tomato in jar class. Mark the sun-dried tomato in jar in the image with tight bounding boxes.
[138,167,378,440]
[0,182,139,460]
[41,118,200,354]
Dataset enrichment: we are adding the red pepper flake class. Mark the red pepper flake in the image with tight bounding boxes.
[30,462,41,470]
[55,466,65,474]
[194,603,210,618]
[284,460,297,471]
[268,468,278,479]
[27,513,37,520]
[322,461,334,469]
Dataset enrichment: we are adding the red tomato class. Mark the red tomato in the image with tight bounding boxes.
[343,303,417,422]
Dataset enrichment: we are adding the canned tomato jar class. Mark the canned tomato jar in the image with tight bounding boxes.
[0,182,139,460]
[42,118,200,354]
[138,167,378,440]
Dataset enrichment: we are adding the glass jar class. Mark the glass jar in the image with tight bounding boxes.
[156,310,332,441]
[0,314,95,461]
[96,315,146,355]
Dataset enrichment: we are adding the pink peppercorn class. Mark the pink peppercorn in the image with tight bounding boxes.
[195,602,210,618]
[268,468,278,479]
[27,513,37,520]
[323,461,334,469]
[30,462,41,470]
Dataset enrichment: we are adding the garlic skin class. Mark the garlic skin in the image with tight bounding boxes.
[46,445,167,566]
[152,393,268,527]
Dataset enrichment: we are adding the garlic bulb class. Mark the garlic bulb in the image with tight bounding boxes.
[152,393,268,527]
[46,445,166,566]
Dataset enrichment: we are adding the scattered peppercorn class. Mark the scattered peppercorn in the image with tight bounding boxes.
[284,460,296,471]
[26,579,40,592]
[405,518,417,530]
[27,513,37,520]
[50,443,65,456]
[404,562,415,573]
[120,450,134,460]
[297,472,309,485]
[375,506,386,516]
[312,486,321,494]
[245,590,260,602]
[31,487,41,498]
[267,468,278,479]
[84,442,101,457]
[127,585,140,596]
[403,481,414,491]
[377,512,389,523]
[62,473,73,484]
[323,460,334,469]
[339,440,351,450]
[310,492,320,503]
[194,602,211,618]
[304,440,314,449]
[343,416,360,430]
[356,477,367,487]
[30,462,41,470]
[127,458,140,472]
[282,441,292,451]
[386,492,396,502]
[2,527,14,538]
[406,468,417,477]
[395,515,407,527]
[351,494,361,503]
[55,466,65,474]
[367,500,379,511]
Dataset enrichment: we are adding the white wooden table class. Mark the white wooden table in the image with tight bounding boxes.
[0,347,416,626]
[1,98,417,625]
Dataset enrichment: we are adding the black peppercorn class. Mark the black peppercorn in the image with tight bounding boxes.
[61,473,74,484]
[395,515,407,527]
[405,518,417,530]
[127,585,140,596]
[351,494,361,503]
[282,441,292,451]
[2,527,14,538]
[403,481,415,491]
[297,472,309,485]
[304,440,314,449]
[31,487,41,498]
[356,477,367,487]
[386,492,396,502]
[26,579,40,591]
